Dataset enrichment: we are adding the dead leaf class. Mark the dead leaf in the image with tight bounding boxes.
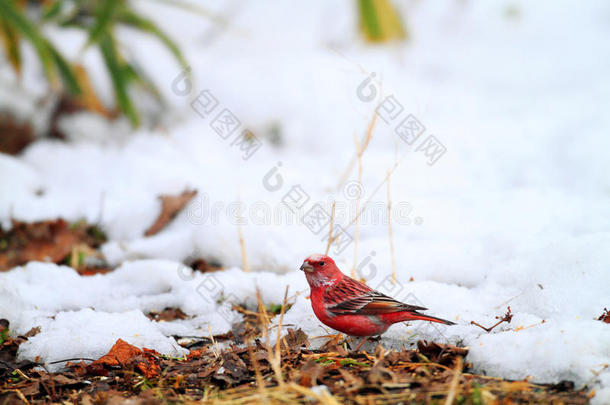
[417,341,468,368]
[0,111,35,155]
[89,339,161,379]
[23,326,41,338]
[298,359,325,387]
[145,190,197,236]
[282,328,309,350]
[0,219,106,271]
[147,307,187,322]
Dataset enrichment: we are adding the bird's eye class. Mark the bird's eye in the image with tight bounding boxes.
[318,261,325,266]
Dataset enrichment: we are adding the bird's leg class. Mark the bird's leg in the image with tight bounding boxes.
[353,337,369,352]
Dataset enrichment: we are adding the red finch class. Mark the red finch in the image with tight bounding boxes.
[301,254,455,342]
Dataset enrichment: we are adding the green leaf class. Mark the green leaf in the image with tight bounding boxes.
[87,0,121,47]
[116,9,188,70]
[0,0,55,82]
[339,358,369,367]
[42,1,63,21]
[123,62,162,102]
[0,16,22,75]
[357,0,406,43]
[47,42,81,95]
[100,32,140,127]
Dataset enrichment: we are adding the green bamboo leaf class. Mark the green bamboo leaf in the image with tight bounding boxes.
[47,42,81,95]
[0,16,22,76]
[42,1,63,21]
[123,62,162,102]
[0,0,55,81]
[87,0,121,47]
[116,9,188,70]
[358,0,382,40]
[99,33,139,127]
[357,0,406,43]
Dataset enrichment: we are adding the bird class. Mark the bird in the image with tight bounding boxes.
[300,253,455,350]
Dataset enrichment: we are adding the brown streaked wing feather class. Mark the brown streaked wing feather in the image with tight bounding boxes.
[325,276,427,315]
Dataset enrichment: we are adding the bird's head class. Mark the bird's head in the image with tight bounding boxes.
[300,254,343,287]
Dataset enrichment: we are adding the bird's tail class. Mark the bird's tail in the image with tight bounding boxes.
[407,312,456,325]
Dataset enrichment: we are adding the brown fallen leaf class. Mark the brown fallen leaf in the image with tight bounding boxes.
[282,328,309,350]
[298,359,325,387]
[0,112,35,155]
[417,341,469,368]
[147,307,188,322]
[0,219,106,271]
[88,339,161,379]
[145,190,197,236]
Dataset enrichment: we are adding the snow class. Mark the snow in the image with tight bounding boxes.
[1,0,610,402]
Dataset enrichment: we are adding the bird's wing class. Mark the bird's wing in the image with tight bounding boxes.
[325,276,427,316]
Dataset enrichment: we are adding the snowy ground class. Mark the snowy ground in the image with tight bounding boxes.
[1,0,609,402]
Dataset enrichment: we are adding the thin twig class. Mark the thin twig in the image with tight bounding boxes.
[248,346,268,404]
[471,306,513,333]
[275,286,290,356]
[337,113,377,189]
[324,201,336,255]
[444,356,463,405]
[352,134,363,278]
[207,325,219,358]
[344,146,411,232]
[237,200,249,272]
[386,170,397,284]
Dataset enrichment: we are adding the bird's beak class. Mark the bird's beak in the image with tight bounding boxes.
[300,262,314,272]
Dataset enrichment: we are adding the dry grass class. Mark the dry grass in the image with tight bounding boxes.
[386,169,397,284]
[237,201,249,272]
[324,201,336,256]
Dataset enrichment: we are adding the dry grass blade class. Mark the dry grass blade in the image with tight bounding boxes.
[386,169,397,284]
[350,114,376,277]
[351,134,363,278]
[324,201,336,255]
[444,356,463,405]
[247,346,268,404]
[275,286,290,356]
[337,113,377,189]
[237,200,249,272]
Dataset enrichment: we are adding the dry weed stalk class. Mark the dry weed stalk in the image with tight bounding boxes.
[471,306,513,333]
[444,356,463,405]
[350,115,376,277]
[207,325,219,358]
[237,201,249,272]
[337,113,377,189]
[351,135,363,277]
[324,201,336,255]
[386,169,397,284]
[247,346,268,404]
[267,286,290,388]
[344,146,411,232]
